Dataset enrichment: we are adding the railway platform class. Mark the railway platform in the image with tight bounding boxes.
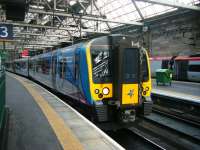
[6,72,124,150]
[152,79,200,103]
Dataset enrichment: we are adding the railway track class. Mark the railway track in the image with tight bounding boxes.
[138,112,200,149]
[151,93,200,125]
[152,107,200,128]
[127,127,166,150]
[105,128,167,150]
[145,112,200,141]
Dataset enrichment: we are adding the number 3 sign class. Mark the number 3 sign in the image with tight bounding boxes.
[0,24,13,40]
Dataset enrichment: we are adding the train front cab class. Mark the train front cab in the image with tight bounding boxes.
[86,35,152,123]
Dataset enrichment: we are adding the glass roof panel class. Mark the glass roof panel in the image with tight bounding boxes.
[84,0,199,30]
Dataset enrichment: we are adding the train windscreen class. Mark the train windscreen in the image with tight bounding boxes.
[91,45,112,83]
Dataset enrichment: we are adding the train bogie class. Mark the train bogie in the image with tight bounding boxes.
[13,58,29,77]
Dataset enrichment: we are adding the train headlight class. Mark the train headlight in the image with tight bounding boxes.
[95,89,99,94]
[102,87,109,95]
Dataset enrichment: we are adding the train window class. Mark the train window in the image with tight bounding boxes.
[188,65,200,72]
[59,58,67,79]
[91,46,112,83]
[52,56,57,76]
[122,48,139,83]
[36,59,42,73]
[21,61,26,70]
[29,60,33,70]
[41,58,51,75]
[142,53,149,82]
[15,62,20,69]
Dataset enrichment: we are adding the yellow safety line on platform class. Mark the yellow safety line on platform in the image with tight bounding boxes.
[11,75,83,150]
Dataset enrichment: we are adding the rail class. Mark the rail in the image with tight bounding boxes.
[127,128,166,150]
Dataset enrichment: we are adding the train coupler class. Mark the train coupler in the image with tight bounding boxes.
[120,109,136,123]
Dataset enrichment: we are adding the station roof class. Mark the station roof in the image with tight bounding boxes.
[0,0,199,52]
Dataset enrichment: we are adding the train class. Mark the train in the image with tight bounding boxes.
[150,55,200,82]
[6,34,153,123]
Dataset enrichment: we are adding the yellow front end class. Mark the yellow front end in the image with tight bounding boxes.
[86,37,152,122]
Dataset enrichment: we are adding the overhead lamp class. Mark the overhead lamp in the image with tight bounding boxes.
[30,5,44,9]
[69,0,76,6]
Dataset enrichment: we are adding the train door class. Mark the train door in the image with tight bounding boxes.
[75,50,80,85]
[112,37,140,107]
[56,52,66,92]
[56,50,74,95]
[72,50,80,98]
[52,52,57,89]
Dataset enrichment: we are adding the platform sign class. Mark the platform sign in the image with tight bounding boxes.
[0,24,13,40]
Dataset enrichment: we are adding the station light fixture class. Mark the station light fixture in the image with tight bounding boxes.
[69,0,77,6]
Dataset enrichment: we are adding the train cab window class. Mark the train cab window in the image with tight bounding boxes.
[122,48,139,83]
[90,36,112,83]
[91,46,112,83]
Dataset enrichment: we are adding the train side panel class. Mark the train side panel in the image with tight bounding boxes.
[29,53,53,88]
[55,47,78,98]
[79,45,93,105]
[14,58,29,77]
[54,44,92,105]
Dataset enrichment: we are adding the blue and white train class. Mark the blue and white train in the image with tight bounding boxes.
[6,35,152,123]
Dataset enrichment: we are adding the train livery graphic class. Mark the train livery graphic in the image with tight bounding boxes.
[6,35,152,123]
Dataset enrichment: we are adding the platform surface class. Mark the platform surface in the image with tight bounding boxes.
[152,79,200,103]
[6,73,124,150]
